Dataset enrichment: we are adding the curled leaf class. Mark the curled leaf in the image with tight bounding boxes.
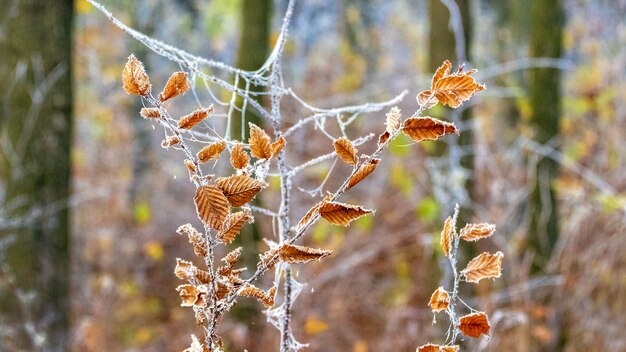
[183,335,209,352]
[194,185,230,230]
[461,251,503,283]
[239,284,276,308]
[230,142,250,169]
[319,201,372,227]
[402,116,458,142]
[161,135,180,149]
[385,106,401,135]
[140,107,161,119]
[458,312,491,338]
[346,158,380,190]
[159,71,190,102]
[271,136,286,158]
[296,202,323,233]
[459,223,496,242]
[177,224,207,257]
[248,123,273,159]
[174,258,198,281]
[428,286,450,313]
[176,284,208,307]
[197,141,227,163]
[333,137,358,166]
[215,174,267,207]
[277,243,333,264]
[440,216,455,257]
[218,209,254,244]
[179,106,214,130]
[122,54,151,96]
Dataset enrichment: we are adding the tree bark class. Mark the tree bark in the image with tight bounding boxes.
[0,1,74,351]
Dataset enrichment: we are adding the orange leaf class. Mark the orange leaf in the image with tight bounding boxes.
[402,116,458,142]
[122,54,151,96]
[158,71,190,102]
[197,141,227,163]
[417,60,485,109]
[161,135,180,149]
[218,247,243,276]
[459,223,496,242]
[458,312,491,338]
[248,123,273,159]
[239,284,276,308]
[440,216,455,257]
[230,142,250,169]
[333,137,358,166]
[428,287,450,313]
[346,159,380,190]
[461,251,503,283]
[271,135,286,158]
[194,185,230,230]
[416,344,459,352]
[215,174,267,207]
[218,209,254,244]
[179,106,214,130]
[140,107,160,118]
[277,243,333,264]
[296,202,322,232]
[319,201,372,226]
[176,284,208,307]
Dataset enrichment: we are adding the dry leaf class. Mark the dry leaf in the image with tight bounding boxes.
[440,216,455,257]
[459,223,496,242]
[239,284,275,308]
[346,158,380,190]
[296,202,323,232]
[177,224,208,257]
[197,141,227,163]
[161,135,180,148]
[179,106,214,130]
[230,142,250,169]
[271,136,286,158]
[385,106,402,135]
[174,258,198,281]
[333,137,358,166]
[378,131,391,146]
[319,201,372,227]
[248,123,273,159]
[215,174,267,207]
[458,312,491,338]
[194,185,230,230]
[462,251,503,283]
[218,247,243,276]
[417,60,485,109]
[428,287,450,313]
[402,116,458,142]
[158,71,190,102]
[277,243,333,264]
[416,344,459,352]
[140,107,160,119]
[218,209,254,244]
[122,54,151,96]
[176,284,207,307]
[195,269,211,284]
[183,159,197,174]
[183,335,206,352]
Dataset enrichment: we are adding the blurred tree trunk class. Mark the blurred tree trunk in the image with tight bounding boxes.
[528,0,563,274]
[229,0,271,326]
[0,1,73,351]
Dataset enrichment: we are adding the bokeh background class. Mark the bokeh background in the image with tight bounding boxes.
[1,0,625,351]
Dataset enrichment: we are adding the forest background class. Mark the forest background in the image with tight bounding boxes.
[1,0,625,351]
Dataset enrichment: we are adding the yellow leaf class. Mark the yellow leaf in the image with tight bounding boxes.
[305,317,329,335]
[144,241,164,261]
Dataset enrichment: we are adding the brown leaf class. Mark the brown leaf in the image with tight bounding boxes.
[296,202,323,232]
[239,284,275,308]
[218,209,254,244]
[385,106,402,135]
[122,54,151,96]
[230,142,250,169]
[174,258,198,281]
[440,216,455,257]
[194,185,230,230]
[271,135,286,158]
[377,131,391,146]
[417,60,485,109]
[248,123,272,159]
[277,243,333,264]
[428,287,450,313]
[215,175,267,207]
[195,269,211,284]
[458,312,491,338]
[346,158,380,190]
[459,223,496,242]
[179,106,214,130]
[197,141,227,163]
[402,116,458,142]
[161,135,180,148]
[176,284,208,307]
[177,224,208,257]
[461,251,503,283]
[416,344,459,352]
[333,137,358,166]
[319,201,372,227]
[140,107,161,118]
[158,71,190,102]
[218,247,243,276]
[183,335,209,352]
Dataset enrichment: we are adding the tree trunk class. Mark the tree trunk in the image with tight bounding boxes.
[0,1,74,351]
[528,0,563,274]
